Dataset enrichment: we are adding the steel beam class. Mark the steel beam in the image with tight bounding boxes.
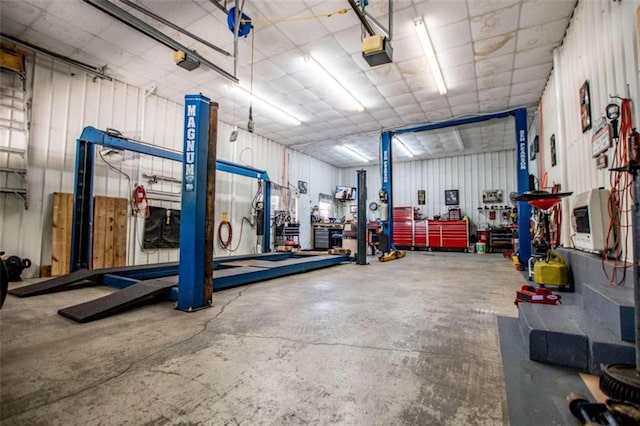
[514,107,532,264]
[380,131,393,253]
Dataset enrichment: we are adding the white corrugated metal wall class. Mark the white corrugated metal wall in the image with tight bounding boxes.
[540,0,640,254]
[339,149,517,233]
[0,53,339,276]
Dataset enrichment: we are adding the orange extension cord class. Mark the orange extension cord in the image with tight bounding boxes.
[602,98,634,286]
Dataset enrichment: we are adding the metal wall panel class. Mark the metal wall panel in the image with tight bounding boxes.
[541,0,640,253]
[1,54,341,274]
[339,150,517,233]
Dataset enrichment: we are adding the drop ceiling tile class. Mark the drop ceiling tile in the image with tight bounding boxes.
[516,19,568,51]
[473,33,516,60]
[320,55,364,78]
[392,35,425,62]
[140,44,179,72]
[405,76,435,94]
[365,63,401,85]
[376,80,410,98]
[249,1,309,20]
[447,78,478,96]
[445,63,476,85]
[252,59,287,81]
[386,93,416,109]
[270,51,307,75]
[304,35,349,61]
[478,85,511,102]
[31,13,93,49]
[378,116,405,128]
[45,1,112,35]
[137,1,208,28]
[333,26,364,54]
[369,108,397,120]
[468,0,520,18]
[183,15,236,53]
[475,54,514,78]
[1,1,43,27]
[350,52,374,71]
[393,7,421,41]
[253,25,295,58]
[395,103,424,117]
[477,72,512,90]
[80,36,136,69]
[514,46,554,69]
[311,3,360,33]
[397,56,428,78]
[512,63,552,84]
[509,93,539,107]
[470,3,520,41]
[447,91,479,107]
[0,17,27,35]
[510,78,547,97]
[419,97,451,111]
[268,75,305,93]
[451,103,480,116]
[427,108,453,121]
[429,20,472,51]
[287,89,320,105]
[99,21,158,56]
[401,112,428,126]
[520,0,576,28]
[439,43,474,68]
[417,0,468,29]
[348,112,376,124]
[21,28,77,56]
[276,11,329,46]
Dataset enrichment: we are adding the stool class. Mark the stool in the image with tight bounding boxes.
[331,233,342,248]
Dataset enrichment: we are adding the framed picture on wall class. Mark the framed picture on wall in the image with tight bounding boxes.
[444,189,459,206]
[580,81,592,133]
[550,134,557,166]
[418,190,425,205]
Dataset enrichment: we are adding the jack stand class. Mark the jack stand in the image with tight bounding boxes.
[378,249,406,262]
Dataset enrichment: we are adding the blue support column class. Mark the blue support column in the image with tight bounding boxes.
[262,181,271,252]
[70,139,95,271]
[380,131,393,252]
[177,94,211,311]
[513,107,532,264]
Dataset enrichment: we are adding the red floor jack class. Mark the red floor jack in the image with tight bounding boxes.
[514,285,561,306]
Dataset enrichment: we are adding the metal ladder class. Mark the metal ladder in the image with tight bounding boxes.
[0,50,29,209]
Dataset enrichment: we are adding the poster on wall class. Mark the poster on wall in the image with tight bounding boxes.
[580,81,592,133]
[550,134,557,167]
[444,189,459,206]
[418,190,425,205]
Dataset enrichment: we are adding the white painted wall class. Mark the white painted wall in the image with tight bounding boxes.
[339,149,517,234]
[539,0,640,256]
[0,54,338,277]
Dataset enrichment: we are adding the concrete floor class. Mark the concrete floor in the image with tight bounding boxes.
[1,252,530,425]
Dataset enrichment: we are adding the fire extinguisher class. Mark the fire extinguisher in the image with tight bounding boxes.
[133,185,150,218]
[628,128,640,165]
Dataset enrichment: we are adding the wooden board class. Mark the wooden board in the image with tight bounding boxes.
[51,192,73,276]
[92,196,128,269]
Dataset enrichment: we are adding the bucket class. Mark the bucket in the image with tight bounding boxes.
[476,242,486,254]
[468,244,475,253]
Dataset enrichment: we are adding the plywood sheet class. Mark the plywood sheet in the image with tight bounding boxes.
[92,196,128,269]
[51,192,73,276]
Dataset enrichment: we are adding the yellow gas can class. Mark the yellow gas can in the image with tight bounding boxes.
[533,251,569,287]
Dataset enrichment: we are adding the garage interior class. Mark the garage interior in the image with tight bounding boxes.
[1,0,640,424]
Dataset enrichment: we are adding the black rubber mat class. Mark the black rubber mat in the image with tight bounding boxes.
[58,278,177,323]
[8,269,97,297]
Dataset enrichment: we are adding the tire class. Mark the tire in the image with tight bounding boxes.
[600,364,640,404]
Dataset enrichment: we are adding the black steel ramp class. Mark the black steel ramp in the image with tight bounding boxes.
[9,269,97,297]
[58,277,177,323]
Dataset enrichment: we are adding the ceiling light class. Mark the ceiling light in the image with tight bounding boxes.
[304,55,365,112]
[231,84,302,126]
[453,129,465,151]
[393,136,414,158]
[415,19,447,95]
[340,145,369,163]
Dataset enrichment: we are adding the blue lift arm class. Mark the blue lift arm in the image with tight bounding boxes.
[70,126,272,273]
[379,109,531,263]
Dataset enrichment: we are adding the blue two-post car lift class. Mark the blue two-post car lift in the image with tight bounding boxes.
[378,108,532,264]
[10,94,349,322]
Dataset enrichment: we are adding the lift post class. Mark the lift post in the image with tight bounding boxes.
[380,109,532,264]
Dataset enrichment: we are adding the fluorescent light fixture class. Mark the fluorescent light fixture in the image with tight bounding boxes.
[340,145,369,163]
[415,19,447,95]
[305,55,365,112]
[393,136,414,158]
[453,129,465,151]
[232,84,302,126]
